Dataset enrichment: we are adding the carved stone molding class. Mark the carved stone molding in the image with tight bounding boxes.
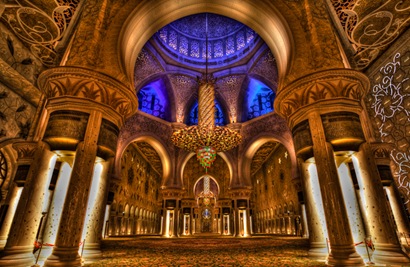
[229,188,252,199]
[12,141,38,161]
[275,69,370,122]
[160,188,185,199]
[38,67,138,118]
[370,142,394,160]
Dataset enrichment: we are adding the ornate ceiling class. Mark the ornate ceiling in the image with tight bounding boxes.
[251,142,280,176]
[133,142,163,177]
[154,13,260,69]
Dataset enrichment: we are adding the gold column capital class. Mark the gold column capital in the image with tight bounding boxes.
[275,69,370,128]
[37,66,138,119]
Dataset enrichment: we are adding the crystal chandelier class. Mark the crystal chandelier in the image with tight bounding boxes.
[171,14,242,171]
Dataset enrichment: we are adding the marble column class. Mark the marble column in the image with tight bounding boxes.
[334,157,367,258]
[352,143,410,265]
[0,184,23,249]
[44,110,102,267]
[81,159,112,264]
[37,160,73,263]
[385,185,410,245]
[299,159,328,259]
[309,113,364,266]
[0,142,56,267]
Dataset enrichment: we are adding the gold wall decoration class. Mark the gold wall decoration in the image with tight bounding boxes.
[368,52,410,203]
[0,0,80,66]
[331,0,410,69]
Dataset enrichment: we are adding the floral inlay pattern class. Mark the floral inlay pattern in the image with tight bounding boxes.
[369,52,410,202]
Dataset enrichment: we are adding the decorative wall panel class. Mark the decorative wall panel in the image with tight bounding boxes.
[330,0,410,69]
[367,51,410,203]
[0,82,36,141]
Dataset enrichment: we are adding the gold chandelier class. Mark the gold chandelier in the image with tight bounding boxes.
[171,14,242,171]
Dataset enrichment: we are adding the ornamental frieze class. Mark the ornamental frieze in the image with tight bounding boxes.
[275,69,370,119]
[38,67,138,118]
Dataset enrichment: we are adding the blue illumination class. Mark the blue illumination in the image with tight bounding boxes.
[188,100,225,126]
[246,78,275,120]
[137,79,170,121]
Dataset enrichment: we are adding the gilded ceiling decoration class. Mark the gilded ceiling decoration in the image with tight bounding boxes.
[331,0,410,69]
[251,142,280,176]
[154,13,260,69]
[134,141,163,177]
[0,0,81,66]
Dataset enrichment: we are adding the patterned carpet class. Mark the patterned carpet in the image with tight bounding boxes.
[85,235,327,267]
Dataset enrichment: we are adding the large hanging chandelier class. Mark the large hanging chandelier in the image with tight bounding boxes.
[171,14,242,171]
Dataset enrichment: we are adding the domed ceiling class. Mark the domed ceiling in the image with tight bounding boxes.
[154,13,260,68]
[134,13,279,125]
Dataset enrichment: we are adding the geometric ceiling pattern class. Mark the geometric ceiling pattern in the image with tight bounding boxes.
[134,142,163,176]
[251,142,280,176]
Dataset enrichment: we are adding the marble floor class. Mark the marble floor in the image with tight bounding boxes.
[85,235,327,267]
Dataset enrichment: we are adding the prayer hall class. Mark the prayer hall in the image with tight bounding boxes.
[0,1,409,266]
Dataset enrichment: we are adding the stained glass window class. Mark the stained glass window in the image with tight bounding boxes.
[137,79,169,120]
[169,30,177,50]
[226,36,235,55]
[190,41,200,58]
[236,31,245,50]
[246,28,255,43]
[245,78,275,120]
[179,36,188,56]
[214,41,223,58]
[159,28,167,43]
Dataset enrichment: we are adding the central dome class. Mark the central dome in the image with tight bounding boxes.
[154,13,260,68]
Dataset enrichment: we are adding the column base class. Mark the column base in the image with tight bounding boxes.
[35,245,53,265]
[308,241,328,260]
[0,245,36,267]
[43,246,81,267]
[327,245,364,267]
[372,242,410,265]
[0,238,7,250]
[81,243,102,264]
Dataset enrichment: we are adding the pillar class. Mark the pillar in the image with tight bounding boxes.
[352,143,410,265]
[309,113,364,266]
[0,184,23,248]
[334,157,367,258]
[385,184,410,245]
[81,159,112,264]
[0,142,56,267]
[37,160,73,264]
[44,110,102,266]
[299,159,328,259]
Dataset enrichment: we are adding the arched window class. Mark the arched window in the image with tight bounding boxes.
[137,79,170,121]
[245,78,275,120]
[188,100,225,126]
